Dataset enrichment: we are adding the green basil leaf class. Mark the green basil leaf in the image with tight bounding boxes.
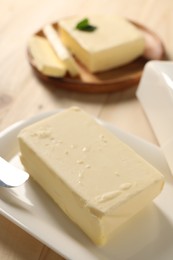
[75,18,97,32]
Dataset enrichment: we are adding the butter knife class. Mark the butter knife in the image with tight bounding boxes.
[0,157,29,188]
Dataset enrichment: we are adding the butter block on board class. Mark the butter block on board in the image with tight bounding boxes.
[59,16,145,73]
[28,35,66,77]
[18,107,164,246]
[43,24,79,77]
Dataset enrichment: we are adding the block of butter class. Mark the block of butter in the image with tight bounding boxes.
[18,107,164,245]
[59,16,145,73]
[43,24,79,77]
[28,35,66,77]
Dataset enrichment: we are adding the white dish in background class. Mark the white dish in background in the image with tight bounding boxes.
[136,61,173,176]
[0,111,173,260]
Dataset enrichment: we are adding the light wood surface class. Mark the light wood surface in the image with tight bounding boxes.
[0,0,172,259]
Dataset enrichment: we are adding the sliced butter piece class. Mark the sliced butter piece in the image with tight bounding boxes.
[28,35,66,77]
[43,25,79,77]
[18,107,164,246]
[59,16,145,73]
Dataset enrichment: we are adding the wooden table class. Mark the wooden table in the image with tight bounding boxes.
[0,0,172,259]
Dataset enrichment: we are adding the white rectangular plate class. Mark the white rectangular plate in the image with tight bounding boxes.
[0,111,173,260]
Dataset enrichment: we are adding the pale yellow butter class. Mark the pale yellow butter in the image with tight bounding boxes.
[59,16,145,73]
[43,24,79,77]
[18,107,164,245]
[28,35,66,77]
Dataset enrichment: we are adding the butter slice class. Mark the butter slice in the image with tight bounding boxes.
[43,25,79,77]
[59,16,145,72]
[18,107,164,245]
[28,35,66,77]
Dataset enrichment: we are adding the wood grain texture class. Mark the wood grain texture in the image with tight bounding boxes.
[0,0,172,259]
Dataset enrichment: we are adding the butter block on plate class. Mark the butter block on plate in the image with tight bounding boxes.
[28,35,66,77]
[18,107,164,245]
[59,16,145,73]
